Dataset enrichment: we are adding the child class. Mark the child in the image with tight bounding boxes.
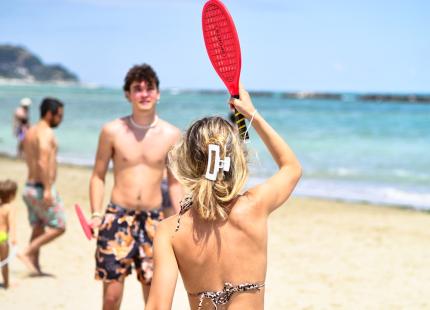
[0,179,18,289]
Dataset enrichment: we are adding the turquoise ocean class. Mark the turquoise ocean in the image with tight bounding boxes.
[0,84,429,210]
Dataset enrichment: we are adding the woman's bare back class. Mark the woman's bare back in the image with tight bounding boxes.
[169,194,266,309]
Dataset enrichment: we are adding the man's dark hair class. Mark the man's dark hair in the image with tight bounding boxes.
[123,64,160,92]
[40,97,64,118]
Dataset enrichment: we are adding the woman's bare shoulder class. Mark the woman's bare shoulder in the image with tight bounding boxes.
[158,213,180,234]
[229,192,265,223]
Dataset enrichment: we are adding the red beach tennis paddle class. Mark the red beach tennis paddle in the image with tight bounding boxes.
[74,204,93,240]
[202,0,249,140]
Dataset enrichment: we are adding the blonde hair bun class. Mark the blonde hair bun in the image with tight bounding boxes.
[168,116,248,220]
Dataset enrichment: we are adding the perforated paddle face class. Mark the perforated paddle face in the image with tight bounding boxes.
[75,204,93,240]
[202,0,241,96]
[202,0,249,140]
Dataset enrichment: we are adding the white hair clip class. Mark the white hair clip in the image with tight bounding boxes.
[205,144,231,181]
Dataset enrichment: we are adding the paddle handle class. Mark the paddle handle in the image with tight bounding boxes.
[233,95,249,140]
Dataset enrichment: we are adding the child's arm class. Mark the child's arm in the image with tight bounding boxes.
[8,205,17,245]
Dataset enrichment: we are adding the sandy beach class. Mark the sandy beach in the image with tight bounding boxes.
[1,155,430,309]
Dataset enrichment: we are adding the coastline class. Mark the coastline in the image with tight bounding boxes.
[1,156,430,309]
[0,78,80,87]
[1,81,429,103]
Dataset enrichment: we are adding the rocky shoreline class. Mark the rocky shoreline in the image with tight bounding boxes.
[0,44,79,83]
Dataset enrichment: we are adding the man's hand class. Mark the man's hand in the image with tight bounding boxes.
[90,215,103,238]
[43,189,54,207]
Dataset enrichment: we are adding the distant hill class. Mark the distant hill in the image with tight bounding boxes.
[0,44,79,83]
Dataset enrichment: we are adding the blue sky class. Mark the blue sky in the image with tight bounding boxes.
[1,0,429,93]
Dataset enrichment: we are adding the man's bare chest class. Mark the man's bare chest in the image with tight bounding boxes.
[112,133,170,168]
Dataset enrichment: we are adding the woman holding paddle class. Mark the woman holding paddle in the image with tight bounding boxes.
[146,85,302,309]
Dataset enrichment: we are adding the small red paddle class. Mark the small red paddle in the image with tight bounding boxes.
[74,204,93,240]
[202,0,249,140]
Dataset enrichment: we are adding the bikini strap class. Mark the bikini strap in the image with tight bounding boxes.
[175,195,193,232]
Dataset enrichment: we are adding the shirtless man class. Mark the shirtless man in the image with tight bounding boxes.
[90,64,183,309]
[19,98,65,274]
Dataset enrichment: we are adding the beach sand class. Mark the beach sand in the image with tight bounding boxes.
[1,156,430,309]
